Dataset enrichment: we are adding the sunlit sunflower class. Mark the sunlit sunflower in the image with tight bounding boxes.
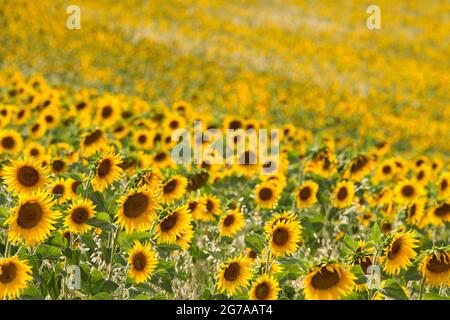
[268,220,302,257]
[249,274,280,300]
[7,191,59,246]
[116,188,159,234]
[28,120,47,139]
[264,211,297,233]
[219,209,245,237]
[127,241,158,284]
[49,178,69,205]
[151,150,173,168]
[254,182,281,209]
[426,202,450,226]
[405,199,426,226]
[40,106,60,129]
[80,129,108,156]
[66,177,83,199]
[156,205,191,244]
[245,248,259,263]
[344,154,374,181]
[136,169,163,191]
[437,172,450,199]
[202,195,222,220]
[382,229,419,275]
[295,180,319,208]
[172,100,192,117]
[395,180,421,204]
[160,175,188,204]
[332,181,355,208]
[23,141,46,160]
[96,96,121,127]
[64,198,96,234]
[2,158,48,195]
[0,256,33,300]
[0,130,23,154]
[132,128,153,150]
[91,151,123,192]
[111,123,130,140]
[175,224,194,251]
[186,197,207,220]
[217,256,252,295]
[303,262,356,300]
[418,248,450,287]
[373,159,396,183]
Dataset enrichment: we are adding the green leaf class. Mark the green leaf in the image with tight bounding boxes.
[423,293,450,300]
[244,232,265,253]
[343,235,358,250]
[380,279,408,300]
[89,292,111,300]
[35,244,62,259]
[87,212,113,230]
[370,223,382,243]
[22,284,45,300]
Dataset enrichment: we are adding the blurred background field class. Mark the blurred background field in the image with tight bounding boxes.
[1,0,449,155]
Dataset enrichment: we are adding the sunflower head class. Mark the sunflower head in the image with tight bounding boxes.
[0,130,23,154]
[160,175,188,204]
[64,198,96,234]
[0,256,33,300]
[295,180,319,209]
[249,274,280,300]
[128,241,158,284]
[217,256,252,296]
[2,158,49,195]
[267,219,302,257]
[156,205,191,244]
[382,229,419,275]
[418,248,450,287]
[219,209,245,237]
[254,182,281,209]
[91,151,123,192]
[332,181,355,209]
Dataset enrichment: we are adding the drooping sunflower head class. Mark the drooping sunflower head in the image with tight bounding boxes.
[418,248,450,287]
[268,220,302,257]
[217,256,252,296]
[303,262,356,300]
[350,240,374,275]
[249,274,280,300]
[116,188,159,234]
[127,241,158,284]
[80,129,107,156]
[91,151,123,192]
[6,191,59,246]
[0,256,33,300]
[295,180,319,209]
[254,182,281,209]
[219,209,245,237]
[156,204,191,244]
[159,175,188,204]
[0,130,23,155]
[2,158,48,195]
[382,229,419,275]
[64,198,96,234]
[332,181,355,209]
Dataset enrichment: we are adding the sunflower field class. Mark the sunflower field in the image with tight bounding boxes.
[0,1,449,301]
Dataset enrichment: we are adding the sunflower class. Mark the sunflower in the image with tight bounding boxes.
[0,256,33,300]
[40,106,60,129]
[249,274,280,300]
[2,158,48,195]
[7,191,59,246]
[418,249,450,287]
[80,129,108,156]
[186,197,207,220]
[303,262,356,300]
[132,128,153,150]
[160,175,188,204]
[96,97,121,127]
[91,151,123,192]
[127,241,158,284]
[426,202,450,226]
[151,150,173,168]
[395,180,421,204]
[245,248,259,263]
[382,229,419,275]
[49,178,69,205]
[217,256,252,295]
[219,209,245,237]
[136,168,163,190]
[111,123,130,140]
[24,141,46,160]
[268,220,302,257]
[156,205,191,244]
[405,199,426,226]
[332,181,355,208]
[172,100,192,116]
[28,120,47,139]
[344,154,374,181]
[373,159,396,183]
[437,172,450,199]
[116,188,159,234]
[67,177,83,199]
[0,130,23,154]
[295,180,319,208]
[175,224,194,251]
[202,195,222,220]
[254,182,281,209]
[264,211,298,233]
[64,198,96,234]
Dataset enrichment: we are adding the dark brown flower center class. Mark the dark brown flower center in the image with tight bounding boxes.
[337,187,348,201]
[76,101,87,110]
[17,166,39,187]
[84,130,103,146]
[299,186,312,201]
[427,255,450,274]
[434,203,450,217]
[52,160,65,172]
[206,200,214,212]
[387,238,402,260]
[17,202,43,229]
[163,179,177,194]
[382,165,392,174]
[71,207,89,224]
[97,159,112,177]
[30,148,40,157]
[1,136,15,149]
[31,124,40,132]
[441,179,448,191]
[272,228,289,246]
[255,282,270,299]
[71,181,81,194]
[188,201,198,212]
[52,184,65,195]
[223,215,235,227]
[160,212,178,232]
[169,120,179,129]
[228,120,242,130]
[101,106,113,118]
[0,263,17,284]
[417,171,425,180]
[45,115,54,123]
[401,185,415,197]
[123,193,149,218]
[154,152,167,162]
[350,156,369,174]
[311,267,340,290]
[259,187,273,201]
[358,256,373,274]
[138,134,147,144]
[223,262,241,282]
[248,250,257,259]
[132,252,147,271]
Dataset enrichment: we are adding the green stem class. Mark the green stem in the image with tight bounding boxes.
[4,236,11,257]
[419,276,427,300]
[108,227,120,280]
